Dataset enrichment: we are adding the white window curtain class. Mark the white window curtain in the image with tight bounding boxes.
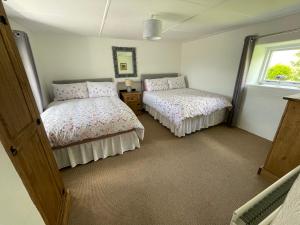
[13,30,44,113]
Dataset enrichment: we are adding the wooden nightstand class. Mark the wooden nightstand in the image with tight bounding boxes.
[120,91,143,115]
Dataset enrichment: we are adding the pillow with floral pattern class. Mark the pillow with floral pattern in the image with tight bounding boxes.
[53,82,89,101]
[87,82,118,97]
[168,76,186,89]
[144,78,169,91]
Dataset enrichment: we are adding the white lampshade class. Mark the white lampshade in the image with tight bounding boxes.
[143,18,162,40]
[125,79,132,87]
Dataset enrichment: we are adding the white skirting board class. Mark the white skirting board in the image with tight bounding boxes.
[53,130,140,169]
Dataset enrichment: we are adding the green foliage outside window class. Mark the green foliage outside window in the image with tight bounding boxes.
[290,52,300,82]
[266,51,300,82]
[266,64,292,80]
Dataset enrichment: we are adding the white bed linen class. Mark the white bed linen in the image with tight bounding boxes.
[143,88,231,136]
[143,88,231,127]
[146,105,226,137]
[41,97,144,148]
[53,130,140,169]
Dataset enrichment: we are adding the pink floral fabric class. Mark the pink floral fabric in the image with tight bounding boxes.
[53,83,88,101]
[144,78,169,91]
[168,77,186,89]
[87,82,118,97]
[143,88,232,126]
[41,97,144,147]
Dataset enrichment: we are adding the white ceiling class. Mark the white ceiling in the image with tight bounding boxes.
[4,0,300,41]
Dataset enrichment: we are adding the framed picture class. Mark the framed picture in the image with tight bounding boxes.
[112,46,137,78]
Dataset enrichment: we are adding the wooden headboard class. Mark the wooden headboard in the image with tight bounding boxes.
[53,78,113,84]
[140,73,179,92]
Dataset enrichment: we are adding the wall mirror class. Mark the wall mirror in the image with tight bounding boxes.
[112,46,137,78]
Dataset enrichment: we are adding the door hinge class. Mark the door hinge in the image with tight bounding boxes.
[10,146,18,156]
[0,16,7,25]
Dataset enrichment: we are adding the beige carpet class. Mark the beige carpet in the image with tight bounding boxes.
[62,113,272,225]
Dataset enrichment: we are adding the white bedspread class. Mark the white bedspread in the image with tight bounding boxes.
[143,88,232,126]
[41,97,144,148]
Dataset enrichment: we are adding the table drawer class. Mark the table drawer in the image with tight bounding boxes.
[124,94,140,102]
[127,102,142,110]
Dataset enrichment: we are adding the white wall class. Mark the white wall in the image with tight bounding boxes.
[237,85,298,140]
[181,13,300,140]
[0,142,45,225]
[31,34,181,102]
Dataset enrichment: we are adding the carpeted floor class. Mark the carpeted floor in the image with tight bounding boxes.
[62,113,272,225]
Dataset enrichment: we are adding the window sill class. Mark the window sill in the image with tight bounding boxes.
[247,83,300,91]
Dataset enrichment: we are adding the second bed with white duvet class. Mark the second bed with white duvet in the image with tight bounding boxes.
[143,87,232,137]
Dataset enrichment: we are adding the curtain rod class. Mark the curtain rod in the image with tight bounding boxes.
[256,27,300,39]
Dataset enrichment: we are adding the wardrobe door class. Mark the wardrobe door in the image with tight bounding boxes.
[0,3,69,225]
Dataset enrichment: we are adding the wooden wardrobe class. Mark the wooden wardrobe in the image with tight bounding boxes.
[259,93,300,180]
[0,3,70,225]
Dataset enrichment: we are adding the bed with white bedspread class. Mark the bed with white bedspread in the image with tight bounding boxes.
[41,79,144,169]
[43,97,144,148]
[141,74,232,137]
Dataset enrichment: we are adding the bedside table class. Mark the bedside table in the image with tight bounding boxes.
[120,91,143,115]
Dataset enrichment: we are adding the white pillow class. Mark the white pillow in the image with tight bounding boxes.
[53,82,88,101]
[168,76,186,89]
[144,78,169,91]
[87,81,117,97]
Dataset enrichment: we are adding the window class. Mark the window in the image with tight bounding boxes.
[260,45,300,87]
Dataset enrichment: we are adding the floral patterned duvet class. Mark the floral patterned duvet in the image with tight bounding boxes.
[41,97,144,147]
[143,88,232,126]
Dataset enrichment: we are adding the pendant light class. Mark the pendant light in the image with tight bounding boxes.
[143,15,162,40]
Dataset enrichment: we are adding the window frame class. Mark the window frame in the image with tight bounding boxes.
[258,44,300,87]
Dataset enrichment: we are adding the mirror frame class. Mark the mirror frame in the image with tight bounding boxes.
[112,46,137,78]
